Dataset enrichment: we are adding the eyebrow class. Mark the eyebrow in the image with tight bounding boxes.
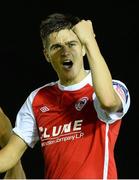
[65,40,79,45]
[50,40,79,50]
[50,43,61,50]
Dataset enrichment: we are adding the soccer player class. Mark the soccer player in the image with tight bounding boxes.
[0,13,130,179]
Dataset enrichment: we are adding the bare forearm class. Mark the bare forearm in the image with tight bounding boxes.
[0,108,12,148]
[0,108,26,178]
[85,37,121,111]
[0,134,27,173]
[85,38,113,96]
[4,160,26,179]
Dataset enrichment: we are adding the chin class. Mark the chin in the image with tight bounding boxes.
[59,67,81,82]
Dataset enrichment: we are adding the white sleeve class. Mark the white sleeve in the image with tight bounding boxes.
[13,91,39,148]
[93,80,130,124]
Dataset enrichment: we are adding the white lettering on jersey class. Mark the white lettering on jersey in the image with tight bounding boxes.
[39,127,50,138]
[61,122,72,134]
[39,120,84,146]
[73,120,83,131]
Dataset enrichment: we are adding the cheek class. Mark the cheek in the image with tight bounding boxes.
[50,57,61,72]
[50,59,59,67]
[73,49,84,61]
[73,47,83,56]
[49,50,60,61]
[50,62,59,73]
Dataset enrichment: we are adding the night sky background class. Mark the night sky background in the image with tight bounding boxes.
[0,1,138,179]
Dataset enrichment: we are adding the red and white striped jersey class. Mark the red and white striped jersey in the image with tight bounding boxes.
[13,71,130,179]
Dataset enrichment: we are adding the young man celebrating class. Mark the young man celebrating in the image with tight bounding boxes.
[0,13,130,179]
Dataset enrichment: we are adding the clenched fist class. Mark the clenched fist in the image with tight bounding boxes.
[72,20,96,45]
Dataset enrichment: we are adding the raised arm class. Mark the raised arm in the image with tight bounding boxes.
[72,20,122,113]
[0,107,27,178]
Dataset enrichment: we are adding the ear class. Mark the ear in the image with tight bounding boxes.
[43,49,51,63]
[82,45,86,56]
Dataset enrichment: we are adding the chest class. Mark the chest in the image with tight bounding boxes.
[32,85,98,146]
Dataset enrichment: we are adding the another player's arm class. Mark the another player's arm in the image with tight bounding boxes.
[0,107,27,177]
[0,107,12,148]
[72,20,122,113]
[0,133,27,173]
[4,160,26,179]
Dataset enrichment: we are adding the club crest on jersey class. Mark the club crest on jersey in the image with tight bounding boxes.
[75,97,89,111]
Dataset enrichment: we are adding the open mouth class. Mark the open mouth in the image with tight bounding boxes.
[62,59,73,69]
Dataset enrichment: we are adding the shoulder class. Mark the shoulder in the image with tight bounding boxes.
[27,81,58,103]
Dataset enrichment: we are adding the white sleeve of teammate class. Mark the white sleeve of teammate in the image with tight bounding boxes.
[93,80,130,124]
[13,91,39,148]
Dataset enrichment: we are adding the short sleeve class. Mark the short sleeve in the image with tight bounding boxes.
[93,80,130,124]
[13,92,39,148]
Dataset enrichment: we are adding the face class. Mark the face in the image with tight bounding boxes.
[44,29,86,85]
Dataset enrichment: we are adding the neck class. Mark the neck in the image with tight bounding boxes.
[59,70,88,86]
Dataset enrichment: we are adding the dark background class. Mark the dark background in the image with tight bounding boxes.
[0,1,138,179]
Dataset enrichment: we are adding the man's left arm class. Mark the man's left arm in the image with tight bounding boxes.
[72,20,122,113]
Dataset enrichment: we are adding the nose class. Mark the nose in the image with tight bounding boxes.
[61,46,70,56]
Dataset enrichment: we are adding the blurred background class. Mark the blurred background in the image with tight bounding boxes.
[0,1,138,179]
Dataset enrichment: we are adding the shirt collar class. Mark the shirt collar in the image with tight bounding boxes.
[57,70,92,91]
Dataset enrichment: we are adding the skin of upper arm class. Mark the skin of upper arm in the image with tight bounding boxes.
[0,133,27,173]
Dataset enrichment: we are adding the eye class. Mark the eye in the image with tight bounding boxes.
[51,44,62,50]
[69,43,76,47]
